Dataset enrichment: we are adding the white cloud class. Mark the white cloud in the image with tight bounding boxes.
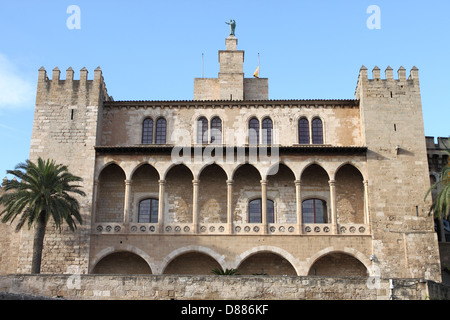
[0,53,35,109]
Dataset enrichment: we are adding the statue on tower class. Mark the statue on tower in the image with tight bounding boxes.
[225,19,236,36]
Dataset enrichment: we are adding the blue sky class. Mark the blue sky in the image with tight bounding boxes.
[0,0,449,177]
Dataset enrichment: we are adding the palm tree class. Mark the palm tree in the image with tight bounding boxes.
[0,158,85,274]
[211,268,240,275]
[426,149,450,221]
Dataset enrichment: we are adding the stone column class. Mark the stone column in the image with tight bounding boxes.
[329,180,338,234]
[261,179,268,234]
[227,179,233,234]
[158,179,165,232]
[92,179,99,224]
[295,180,303,234]
[192,179,200,233]
[363,180,370,227]
[123,179,132,223]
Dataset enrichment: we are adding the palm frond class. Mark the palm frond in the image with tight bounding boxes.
[426,148,450,220]
[0,157,85,232]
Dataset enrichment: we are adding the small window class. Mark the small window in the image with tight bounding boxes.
[302,199,327,223]
[210,117,222,144]
[298,118,309,144]
[142,118,153,144]
[262,118,273,145]
[312,118,323,144]
[155,118,167,144]
[249,118,260,145]
[138,198,159,223]
[197,117,208,144]
[249,198,275,223]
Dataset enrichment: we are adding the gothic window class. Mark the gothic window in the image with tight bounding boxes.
[262,117,273,145]
[197,117,208,144]
[312,118,323,144]
[155,118,167,144]
[142,118,153,144]
[210,117,222,144]
[249,198,275,223]
[249,118,260,145]
[302,198,327,223]
[138,198,159,223]
[298,118,310,144]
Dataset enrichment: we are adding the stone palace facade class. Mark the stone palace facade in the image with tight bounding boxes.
[0,34,442,282]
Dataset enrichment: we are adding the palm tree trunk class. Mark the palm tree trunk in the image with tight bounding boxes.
[31,212,46,274]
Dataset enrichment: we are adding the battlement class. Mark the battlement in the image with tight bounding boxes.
[37,66,110,104]
[355,65,420,99]
[357,65,419,82]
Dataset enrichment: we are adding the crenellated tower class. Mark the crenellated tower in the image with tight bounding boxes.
[356,66,441,281]
[17,67,110,273]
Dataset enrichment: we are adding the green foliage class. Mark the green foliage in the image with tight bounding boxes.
[211,268,240,275]
[0,158,86,232]
[425,149,450,220]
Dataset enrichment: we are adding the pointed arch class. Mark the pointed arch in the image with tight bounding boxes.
[198,164,228,223]
[335,163,365,224]
[164,163,194,223]
[96,163,126,223]
[130,162,161,181]
[333,161,366,181]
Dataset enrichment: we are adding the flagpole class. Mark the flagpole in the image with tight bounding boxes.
[258,53,260,77]
[202,53,204,78]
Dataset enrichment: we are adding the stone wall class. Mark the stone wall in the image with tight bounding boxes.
[356,66,441,282]
[1,274,447,300]
[100,101,362,147]
[16,67,110,274]
[0,188,20,275]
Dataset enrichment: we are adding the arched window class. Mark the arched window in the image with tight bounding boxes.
[302,198,327,223]
[197,117,208,144]
[298,118,309,144]
[210,117,222,144]
[155,118,167,144]
[312,118,323,144]
[142,118,153,144]
[262,117,273,145]
[249,198,275,223]
[138,198,159,223]
[249,118,260,145]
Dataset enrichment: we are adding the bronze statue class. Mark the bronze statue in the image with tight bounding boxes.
[225,19,236,36]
